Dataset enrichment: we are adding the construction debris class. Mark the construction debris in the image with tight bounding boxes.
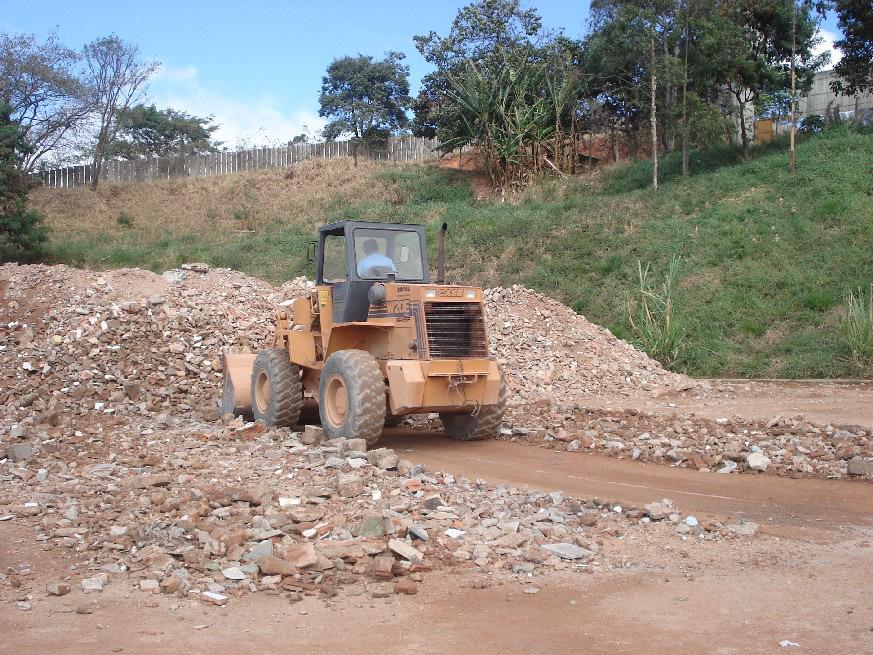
[502,407,873,479]
[0,263,869,609]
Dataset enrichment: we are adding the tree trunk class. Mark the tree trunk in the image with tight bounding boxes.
[682,0,690,177]
[737,94,749,157]
[789,0,797,174]
[651,36,658,190]
[611,125,619,162]
[589,122,595,170]
[90,159,101,191]
[570,111,577,175]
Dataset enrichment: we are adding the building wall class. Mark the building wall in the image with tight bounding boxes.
[798,69,873,119]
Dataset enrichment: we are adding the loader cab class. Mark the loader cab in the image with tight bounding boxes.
[316,221,430,285]
[315,221,430,323]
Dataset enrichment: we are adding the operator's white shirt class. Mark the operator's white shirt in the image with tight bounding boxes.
[357,253,397,278]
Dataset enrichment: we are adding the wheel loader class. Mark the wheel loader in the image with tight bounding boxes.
[221,220,505,445]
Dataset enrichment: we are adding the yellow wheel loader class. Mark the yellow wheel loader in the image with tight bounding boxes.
[221,221,505,445]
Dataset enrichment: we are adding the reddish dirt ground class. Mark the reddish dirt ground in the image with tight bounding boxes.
[4,381,873,654]
[602,380,873,429]
[3,516,872,655]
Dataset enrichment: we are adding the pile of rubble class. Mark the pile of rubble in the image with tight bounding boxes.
[1,415,754,609]
[0,264,692,438]
[503,407,873,479]
[485,286,692,409]
[0,263,312,424]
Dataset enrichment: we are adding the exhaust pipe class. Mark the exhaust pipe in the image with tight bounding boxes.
[437,222,447,284]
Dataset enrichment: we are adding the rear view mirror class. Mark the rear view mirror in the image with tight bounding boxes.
[306,240,318,262]
[399,246,410,263]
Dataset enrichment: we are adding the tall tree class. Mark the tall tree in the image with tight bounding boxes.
[106,104,220,159]
[412,0,544,142]
[318,51,411,160]
[0,32,89,171]
[0,102,46,252]
[698,0,828,154]
[82,36,158,189]
[831,0,873,96]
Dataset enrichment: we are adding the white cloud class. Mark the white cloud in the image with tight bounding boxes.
[814,28,843,68]
[149,64,325,148]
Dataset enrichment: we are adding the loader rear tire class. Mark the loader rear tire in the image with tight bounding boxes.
[251,349,302,427]
[440,379,506,441]
[319,350,385,446]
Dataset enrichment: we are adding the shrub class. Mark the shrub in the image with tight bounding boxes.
[628,255,685,367]
[841,285,873,370]
[800,115,825,134]
[0,205,46,252]
[1,103,47,253]
[116,212,133,228]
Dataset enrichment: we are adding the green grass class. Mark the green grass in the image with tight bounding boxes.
[16,125,873,378]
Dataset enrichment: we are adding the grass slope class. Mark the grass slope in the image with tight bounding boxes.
[22,126,873,378]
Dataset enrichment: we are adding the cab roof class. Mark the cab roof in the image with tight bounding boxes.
[318,220,427,236]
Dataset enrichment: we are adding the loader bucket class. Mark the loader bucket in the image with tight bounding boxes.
[221,352,257,419]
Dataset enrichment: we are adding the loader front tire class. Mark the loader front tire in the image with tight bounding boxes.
[440,379,506,441]
[320,350,385,446]
[251,349,302,427]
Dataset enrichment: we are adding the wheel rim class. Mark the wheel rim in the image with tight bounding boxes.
[324,374,349,428]
[255,370,270,413]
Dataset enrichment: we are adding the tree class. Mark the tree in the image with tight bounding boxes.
[0,103,46,252]
[81,36,158,189]
[0,32,90,171]
[318,51,411,159]
[585,0,691,171]
[831,0,873,96]
[413,0,544,142]
[698,0,828,154]
[106,104,219,159]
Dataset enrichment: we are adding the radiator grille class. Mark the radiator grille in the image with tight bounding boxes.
[423,302,488,359]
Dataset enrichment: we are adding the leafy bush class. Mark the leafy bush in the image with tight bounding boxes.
[628,255,686,367]
[1,103,47,254]
[0,205,46,252]
[116,212,133,228]
[800,115,825,134]
[841,286,873,370]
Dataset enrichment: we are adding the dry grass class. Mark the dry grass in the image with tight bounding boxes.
[31,158,396,239]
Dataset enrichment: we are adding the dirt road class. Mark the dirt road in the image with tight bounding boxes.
[381,431,873,541]
[602,380,873,427]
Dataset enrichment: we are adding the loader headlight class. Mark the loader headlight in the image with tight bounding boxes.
[424,289,437,298]
[464,290,476,299]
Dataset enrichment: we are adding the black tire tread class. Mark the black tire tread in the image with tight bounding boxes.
[319,349,386,445]
[441,378,506,441]
[251,349,302,427]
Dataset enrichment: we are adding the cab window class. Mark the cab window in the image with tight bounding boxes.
[322,234,348,282]
[353,228,424,281]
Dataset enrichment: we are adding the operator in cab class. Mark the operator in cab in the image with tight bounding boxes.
[357,238,397,278]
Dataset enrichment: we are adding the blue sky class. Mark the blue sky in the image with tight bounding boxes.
[3,0,843,147]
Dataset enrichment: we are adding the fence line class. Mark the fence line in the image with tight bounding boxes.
[31,136,440,189]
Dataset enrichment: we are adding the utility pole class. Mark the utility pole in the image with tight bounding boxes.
[789,0,797,173]
[651,35,658,190]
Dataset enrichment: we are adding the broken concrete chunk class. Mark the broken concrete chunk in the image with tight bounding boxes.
[388,538,423,564]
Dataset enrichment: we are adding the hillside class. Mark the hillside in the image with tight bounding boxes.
[23,126,873,378]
